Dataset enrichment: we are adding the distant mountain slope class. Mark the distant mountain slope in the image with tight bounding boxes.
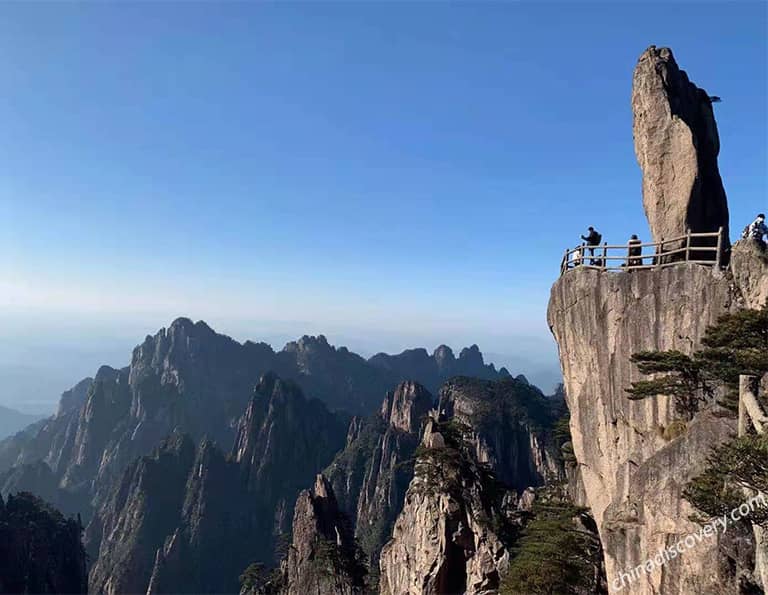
[0,405,45,440]
[87,374,347,595]
[368,344,508,394]
[0,318,510,493]
[0,317,531,593]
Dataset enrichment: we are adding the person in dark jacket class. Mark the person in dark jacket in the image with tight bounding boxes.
[745,213,768,250]
[581,227,601,265]
[627,234,642,267]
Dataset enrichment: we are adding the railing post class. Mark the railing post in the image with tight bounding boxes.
[656,238,663,268]
[561,249,568,275]
[685,230,691,262]
[602,242,607,271]
[716,226,723,268]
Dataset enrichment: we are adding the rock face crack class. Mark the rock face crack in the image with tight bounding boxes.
[632,46,729,252]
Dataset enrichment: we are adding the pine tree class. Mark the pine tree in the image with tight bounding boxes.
[626,303,768,418]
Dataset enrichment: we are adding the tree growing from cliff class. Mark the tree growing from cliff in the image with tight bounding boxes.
[0,492,87,594]
[626,304,768,418]
[684,434,768,526]
[500,489,604,595]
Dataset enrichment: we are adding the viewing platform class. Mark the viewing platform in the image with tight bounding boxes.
[560,228,725,275]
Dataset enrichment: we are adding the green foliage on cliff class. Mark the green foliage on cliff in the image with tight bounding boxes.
[626,304,768,418]
[0,492,87,594]
[671,304,768,524]
[500,490,603,595]
[239,562,276,594]
[553,413,577,466]
[684,435,768,526]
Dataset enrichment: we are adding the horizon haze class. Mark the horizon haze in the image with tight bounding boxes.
[1,2,765,413]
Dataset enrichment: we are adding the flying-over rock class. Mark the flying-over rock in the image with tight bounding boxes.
[278,474,367,595]
[632,46,729,250]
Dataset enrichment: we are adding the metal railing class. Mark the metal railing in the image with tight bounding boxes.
[560,227,725,275]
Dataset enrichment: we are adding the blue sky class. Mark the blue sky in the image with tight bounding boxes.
[0,2,766,410]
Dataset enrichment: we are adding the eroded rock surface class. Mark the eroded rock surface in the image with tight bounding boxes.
[548,260,766,593]
[378,418,520,595]
[731,239,768,308]
[279,474,367,595]
[326,381,432,573]
[632,46,729,248]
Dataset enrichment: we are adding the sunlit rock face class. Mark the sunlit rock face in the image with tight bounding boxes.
[278,474,367,595]
[547,263,762,594]
[378,419,514,595]
[632,46,729,250]
[548,44,768,593]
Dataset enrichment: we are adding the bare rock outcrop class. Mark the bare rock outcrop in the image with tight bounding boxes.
[548,44,768,593]
[731,239,768,308]
[279,474,367,595]
[325,381,432,578]
[548,262,766,593]
[632,46,729,249]
[437,376,563,490]
[378,418,518,595]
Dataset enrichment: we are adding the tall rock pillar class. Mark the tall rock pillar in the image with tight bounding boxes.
[632,46,729,251]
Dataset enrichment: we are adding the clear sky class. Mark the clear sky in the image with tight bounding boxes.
[1,2,766,411]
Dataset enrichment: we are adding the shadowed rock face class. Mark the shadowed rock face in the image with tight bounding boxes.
[279,474,367,595]
[0,492,87,594]
[368,344,509,395]
[326,382,433,573]
[87,432,197,595]
[87,374,348,595]
[378,418,520,595]
[632,46,729,249]
[437,376,564,491]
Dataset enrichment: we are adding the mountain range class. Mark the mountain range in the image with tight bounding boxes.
[0,405,45,440]
[0,316,577,594]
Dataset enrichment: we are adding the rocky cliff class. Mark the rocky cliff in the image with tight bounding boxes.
[87,432,197,595]
[325,381,433,577]
[88,374,348,595]
[368,345,509,395]
[437,376,564,490]
[0,492,87,594]
[632,46,729,249]
[548,259,768,593]
[548,45,768,595]
[375,377,565,594]
[278,474,367,595]
[378,417,520,595]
